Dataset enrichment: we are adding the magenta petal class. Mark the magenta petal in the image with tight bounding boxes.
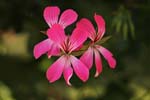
[77,18,96,40]
[63,61,73,86]
[46,56,66,83]
[74,44,83,51]
[43,6,60,27]
[70,55,89,82]
[107,56,116,69]
[94,49,102,77]
[96,45,113,57]
[47,44,60,57]
[33,39,53,59]
[80,47,93,69]
[59,9,78,28]
[47,25,66,45]
[94,14,105,39]
[69,28,88,51]
[96,45,116,69]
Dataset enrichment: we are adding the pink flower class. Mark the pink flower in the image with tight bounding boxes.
[77,14,116,77]
[46,24,89,86]
[33,6,78,59]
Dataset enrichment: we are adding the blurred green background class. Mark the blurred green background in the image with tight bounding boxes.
[0,0,150,100]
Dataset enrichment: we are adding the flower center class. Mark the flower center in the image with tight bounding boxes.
[61,37,72,54]
[93,33,100,43]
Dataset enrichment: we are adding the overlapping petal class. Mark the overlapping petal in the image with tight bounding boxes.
[96,45,113,57]
[33,39,53,59]
[46,56,66,83]
[59,9,78,28]
[47,44,60,58]
[77,18,96,40]
[43,6,60,27]
[94,14,105,39]
[34,7,116,86]
[63,60,73,86]
[96,45,116,69]
[47,24,66,45]
[94,49,102,77]
[80,47,93,69]
[70,55,89,82]
[69,28,88,51]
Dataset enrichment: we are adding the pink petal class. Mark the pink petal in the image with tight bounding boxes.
[70,55,89,82]
[59,9,78,28]
[63,61,73,86]
[33,39,53,59]
[74,44,83,51]
[69,28,87,51]
[47,44,60,58]
[46,56,66,83]
[43,6,60,27]
[47,25,66,45]
[77,18,96,40]
[94,49,102,77]
[96,45,113,57]
[94,14,105,39]
[107,56,116,69]
[96,45,116,69]
[80,47,93,69]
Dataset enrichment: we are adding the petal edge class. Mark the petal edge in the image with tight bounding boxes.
[59,9,78,28]
[43,6,60,27]
[46,56,66,83]
[33,39,52,59]
[70,56,89,82]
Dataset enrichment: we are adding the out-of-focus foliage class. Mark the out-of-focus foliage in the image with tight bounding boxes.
[111,5,135,39]
[0,0,150,100]
[0,29,29,58]
[130,82,150,100]
[0,82,15,100]
[39,57,54,72]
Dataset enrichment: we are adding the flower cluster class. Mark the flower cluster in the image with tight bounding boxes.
[33,6,116,86]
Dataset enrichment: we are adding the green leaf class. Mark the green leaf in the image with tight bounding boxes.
[128,18,135,39]
[96,36,112,45]
[40,31,46,35]
[71,36,111,56]
[39,58,54,72]
[116,18,122,33]
[123,22,128,40]
[111,17,118,29]
[71,45,89,56]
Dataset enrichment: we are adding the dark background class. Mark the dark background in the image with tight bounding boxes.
[0,0,150,100]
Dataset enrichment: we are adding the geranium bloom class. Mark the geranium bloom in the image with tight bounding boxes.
[46,24,89,86]
[77,14,116,77]
[33,6,78,59]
